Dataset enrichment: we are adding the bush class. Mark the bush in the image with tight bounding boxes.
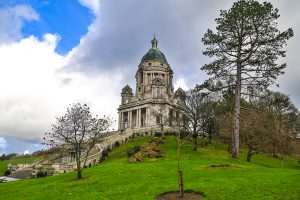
[154,132,162,137]
[102,149,109,158]
[164,131,176,136]
[37,171,47,178]
[4,170,10,176]
[114,141,120,148]
[127,146,141,157]
[180,130,189,139]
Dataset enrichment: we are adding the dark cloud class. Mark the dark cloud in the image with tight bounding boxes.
[65,0,235,88]
[64,0,300,108]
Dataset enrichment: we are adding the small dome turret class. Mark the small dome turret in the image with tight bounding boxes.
[121,85,133,95]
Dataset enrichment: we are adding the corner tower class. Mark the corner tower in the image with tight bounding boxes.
[118,37,175,133]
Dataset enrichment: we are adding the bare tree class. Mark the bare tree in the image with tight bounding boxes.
[175,88,218,150]
[43,103,113,179]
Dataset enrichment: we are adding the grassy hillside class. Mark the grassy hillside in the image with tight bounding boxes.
[0,156,39,175]
[0,136,299,200]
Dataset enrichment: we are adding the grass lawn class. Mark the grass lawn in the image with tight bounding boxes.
[0,136,299,200]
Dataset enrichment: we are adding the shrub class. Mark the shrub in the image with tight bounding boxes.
[164,131,176,136]
[154,132,162,137]
[114,141,120,147]
[4,170,10,176]
[106,146,111,152]
[102,149,109,158]
[127,146,141,157]
[37,171,47,178]
[180,130,189,139]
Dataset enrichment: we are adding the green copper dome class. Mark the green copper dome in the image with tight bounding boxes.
[141,48,167,63]
[141,37,167,63]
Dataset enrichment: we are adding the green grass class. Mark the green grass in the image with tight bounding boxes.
[0,156,39,175]
[0,136,299,200]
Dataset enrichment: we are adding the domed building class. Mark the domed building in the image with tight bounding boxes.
[118,37,179,134]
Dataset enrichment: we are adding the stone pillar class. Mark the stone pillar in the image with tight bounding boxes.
[138,108,141,127]
[136,109,139,127]
[121,112,124,129]
[128,111,130,128]
[145,107,148,126]
[118,112,121,130]
[129,110,132,128]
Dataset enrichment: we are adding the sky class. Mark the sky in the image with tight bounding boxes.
[0,0,299,154]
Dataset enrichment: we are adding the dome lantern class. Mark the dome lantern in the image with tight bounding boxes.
[151,36,158,48]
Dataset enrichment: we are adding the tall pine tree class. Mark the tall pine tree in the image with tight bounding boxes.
[201,0,293,158]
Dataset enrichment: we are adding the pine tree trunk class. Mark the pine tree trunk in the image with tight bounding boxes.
[232,59,242,159]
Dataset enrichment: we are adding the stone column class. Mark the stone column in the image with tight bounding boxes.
[129,110,132,128]
[118,112,121,130]
[138,108,141,127]
[120,112,124,129]
[136,109,139,127]
[128,111,130,128]
[145,107,148,126]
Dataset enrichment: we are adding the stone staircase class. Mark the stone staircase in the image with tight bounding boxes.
[8,169,32,179]
[7,129,151,178]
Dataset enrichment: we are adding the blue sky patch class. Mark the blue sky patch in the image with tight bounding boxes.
[1,0,94,55]
[3,137,44,155]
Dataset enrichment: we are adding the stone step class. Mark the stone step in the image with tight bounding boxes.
[8,169,32,179]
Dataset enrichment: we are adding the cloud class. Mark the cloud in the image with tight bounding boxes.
[78,0,100,15]
[174,79,189,91]
[0,33,122,141]
[1,0,300,146]
[0,5,39,43]
[23,150,30,155]
[0,137,7,154]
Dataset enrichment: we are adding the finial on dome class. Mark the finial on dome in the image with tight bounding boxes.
[151,34,158,48]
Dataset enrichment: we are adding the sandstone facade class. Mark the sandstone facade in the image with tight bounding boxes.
[118,37,179,134]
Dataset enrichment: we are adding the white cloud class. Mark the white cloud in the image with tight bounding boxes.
[0,137,7,154]
[174,78,189,91]
[1,0,300,145]
[23,150,30,155]
[11,5,39,21]
[0,2,123,142]
[0,34,122,141]
[78,0,100,16]
[0,5,39,43]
